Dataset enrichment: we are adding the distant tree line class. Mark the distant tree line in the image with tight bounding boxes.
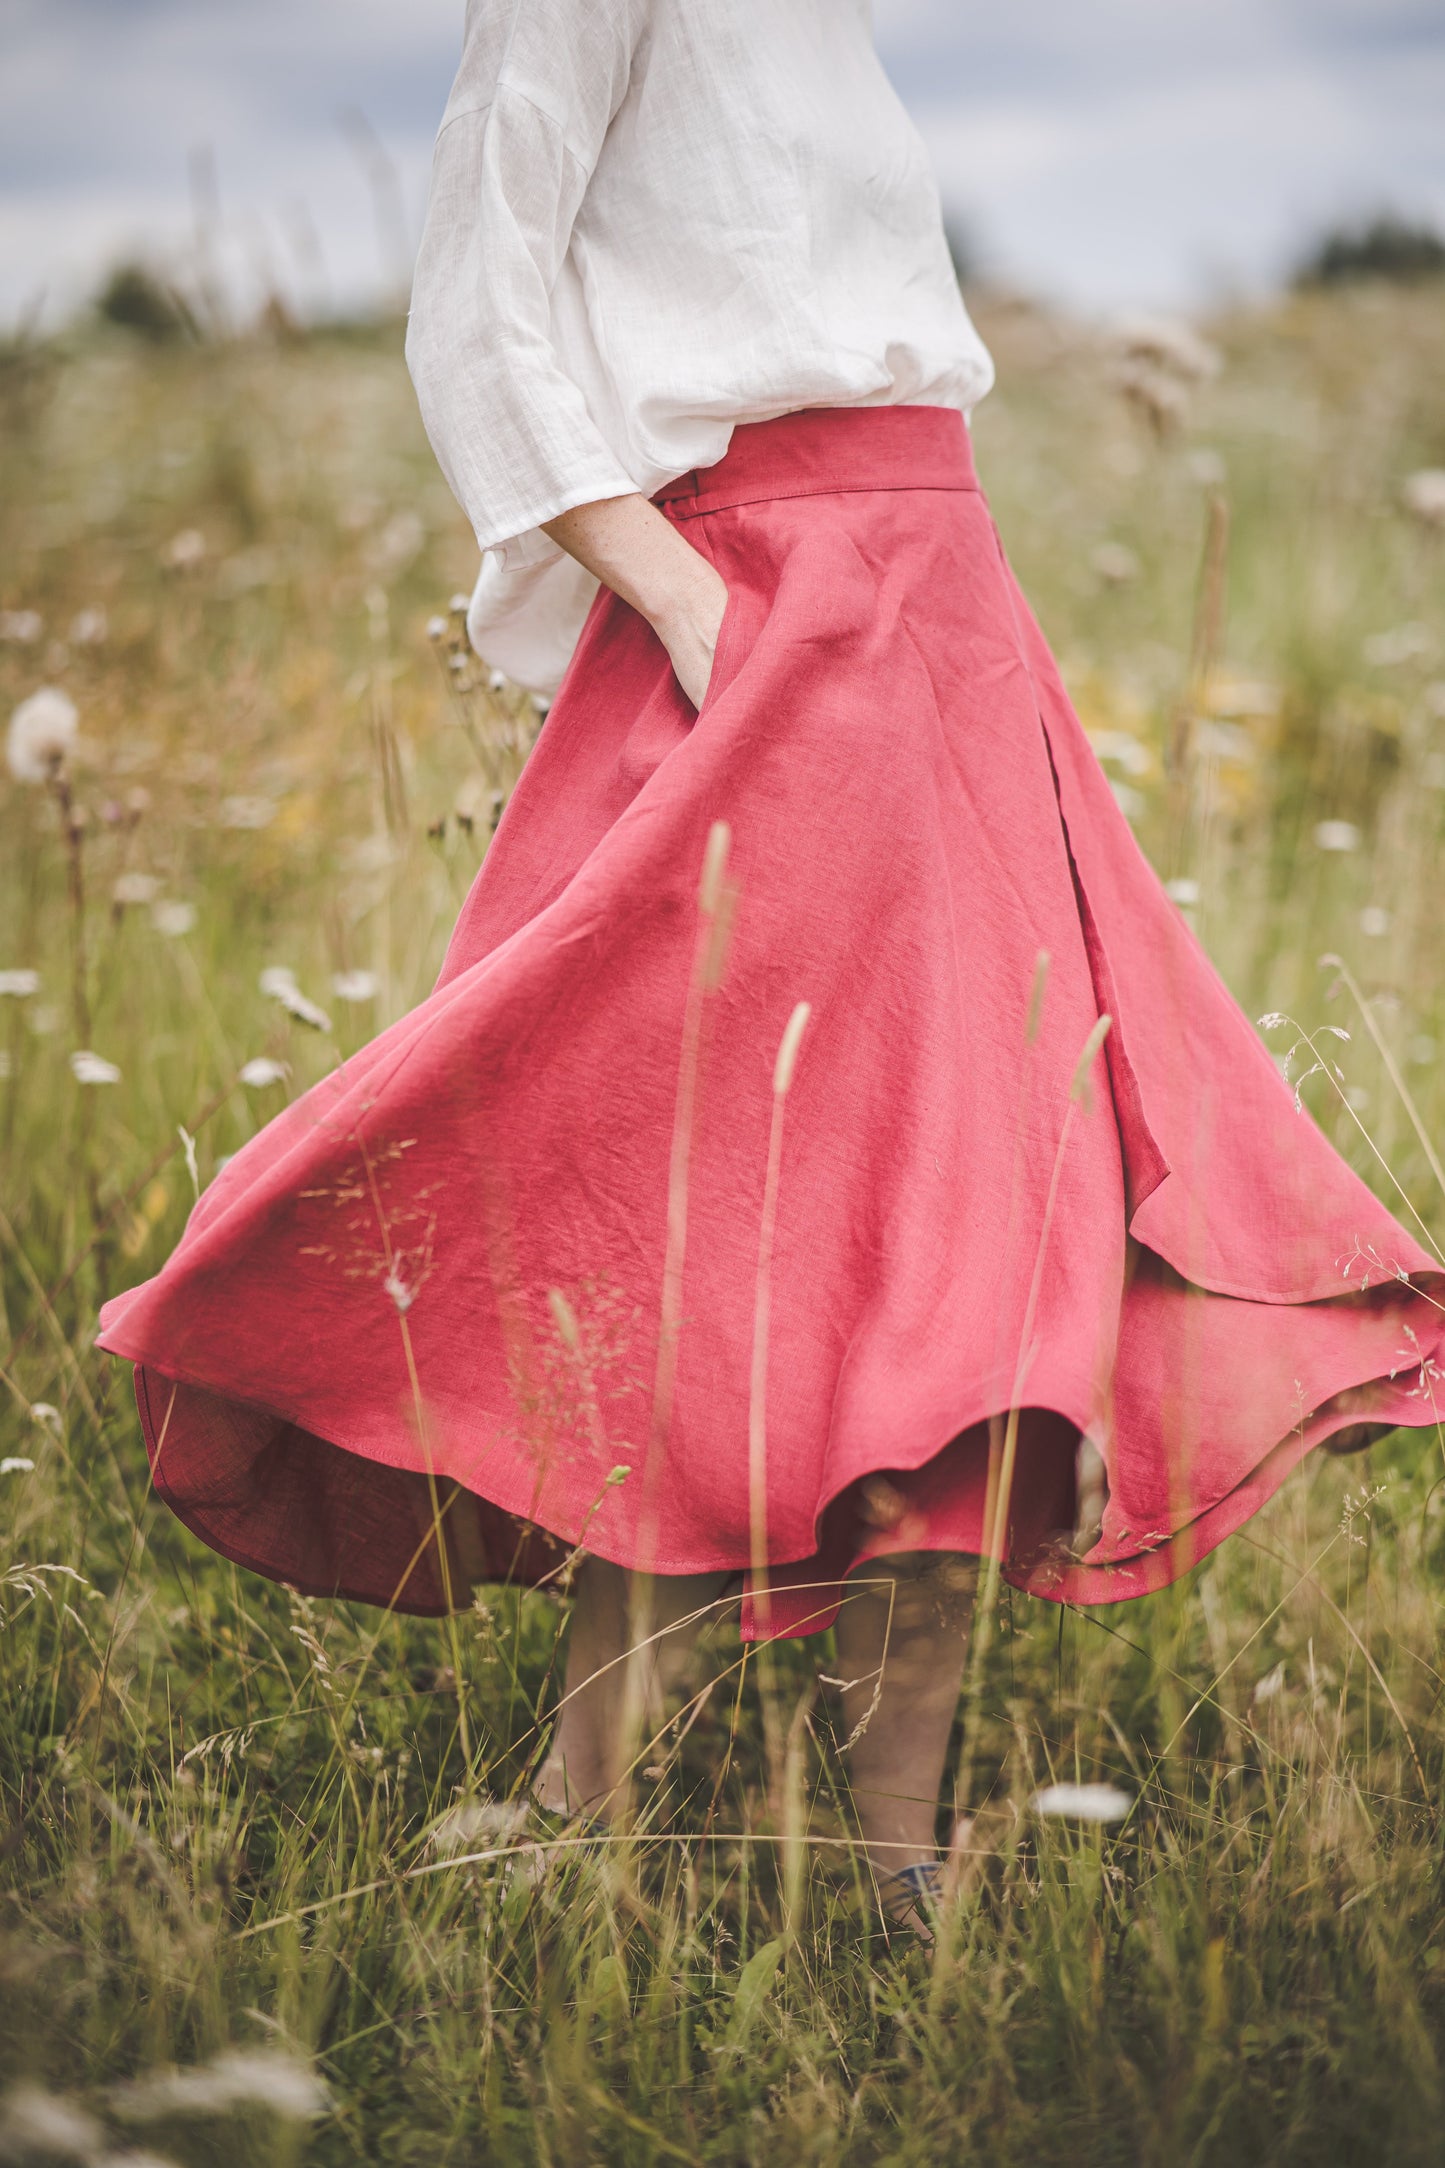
[1293,212,1445,289]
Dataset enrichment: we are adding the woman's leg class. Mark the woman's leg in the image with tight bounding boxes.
[831,1550,976,1898]
[535,1559,730,1821]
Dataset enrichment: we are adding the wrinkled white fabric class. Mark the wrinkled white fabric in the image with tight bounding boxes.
[406,0,995,692]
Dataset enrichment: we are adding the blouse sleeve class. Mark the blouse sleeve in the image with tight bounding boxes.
[405,0,647,568]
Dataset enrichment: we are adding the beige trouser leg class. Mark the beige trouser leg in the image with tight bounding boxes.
[535,1558,731,1821]
[831,1551,975,1886]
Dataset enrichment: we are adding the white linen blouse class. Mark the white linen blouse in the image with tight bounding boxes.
[406,0,995,693]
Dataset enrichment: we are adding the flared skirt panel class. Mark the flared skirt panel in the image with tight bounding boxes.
[96,407,1443,1636]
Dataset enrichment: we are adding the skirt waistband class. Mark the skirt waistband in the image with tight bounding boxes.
[653,404,979,519]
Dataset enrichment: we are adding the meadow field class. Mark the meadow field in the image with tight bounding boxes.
[2,283,1444,2165]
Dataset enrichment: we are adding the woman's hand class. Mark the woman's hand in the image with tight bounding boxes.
[542,493,729,710]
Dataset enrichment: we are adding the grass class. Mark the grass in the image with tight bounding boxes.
[2,284,1445,2164]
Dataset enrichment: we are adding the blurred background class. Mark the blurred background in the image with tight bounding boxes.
[4,0,1445,333]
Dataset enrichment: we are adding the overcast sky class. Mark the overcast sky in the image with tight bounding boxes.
[3,0,1444,331]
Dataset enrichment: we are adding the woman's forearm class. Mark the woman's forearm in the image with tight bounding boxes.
[542,493,728,708]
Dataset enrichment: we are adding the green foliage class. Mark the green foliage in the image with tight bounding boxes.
[1294,213,1445,290]
[2,288,1445,2162]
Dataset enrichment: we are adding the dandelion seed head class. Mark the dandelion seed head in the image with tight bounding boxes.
[150,899,196,937]
[429,1794,529,1856]
[1363,623,1431,669]
[0,2082,105,2156]
[160,526,206,570]
[1113,314,1221,382]
[7,686,78,783]
[1031,1782,1133,1824]
[70,1050,121,1085]
[382,1269,414,1314]
[239,1057,288,1088]
[112,871,161,906]
[1091,540,1141,585]
[110,2048,330,2123]
[1401,469,1445,528]
[218,794,278,831]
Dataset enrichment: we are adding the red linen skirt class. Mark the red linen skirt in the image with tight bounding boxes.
[97,406,1443,1639]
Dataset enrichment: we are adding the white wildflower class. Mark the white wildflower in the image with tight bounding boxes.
[530,693,551,716]
[1402,469,1445,527]
[0,609,43,644]
[330,969,379,1003]
[0,2083,104,2157]
[110,2048,330,2123]
[1091,540,1141,585]
[112,871,161,907]
[238,1057,288,1088]
[1107,778,1146,822]
[69,607,108,645]
[150,899,196,937]
[1,1458,36,1475]
[488,668,508,692]
[1360,905,1391,937]
[70,1050,122,1085]
[259,965,298,999]
[449,592,472,613]
[7,686,78,783]
[426,614,448,641]
[1031,1782,1134,1824]
[30,1404,62,1434]
[160,527,206,569]
[1314,819,1360,852]
[1166,877,1200,906]
[218,794,278,831]
[0,970,40,997]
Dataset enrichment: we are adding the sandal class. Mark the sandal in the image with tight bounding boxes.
[877,1858,944,1940]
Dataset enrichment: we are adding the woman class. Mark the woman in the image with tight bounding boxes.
[98,0,1443,1926]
